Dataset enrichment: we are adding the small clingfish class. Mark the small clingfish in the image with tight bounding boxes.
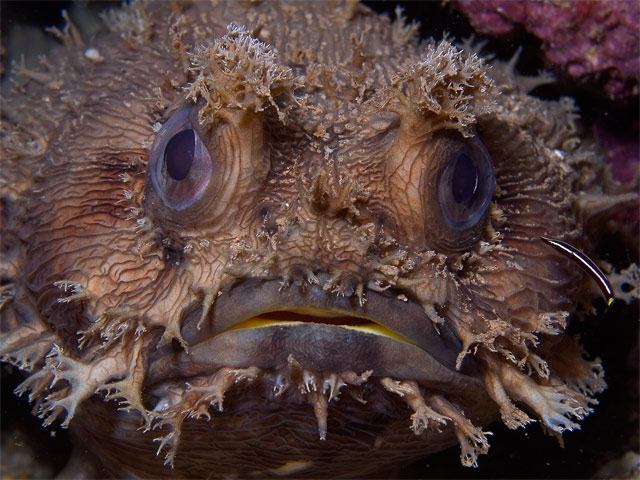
[541,236,615,307]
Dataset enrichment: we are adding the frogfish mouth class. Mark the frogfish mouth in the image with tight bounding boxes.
[0,1,636,478]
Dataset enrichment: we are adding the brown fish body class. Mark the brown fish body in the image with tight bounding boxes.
[1,1,633,477]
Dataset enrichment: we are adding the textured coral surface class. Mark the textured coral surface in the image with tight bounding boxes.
[454,0,640,101]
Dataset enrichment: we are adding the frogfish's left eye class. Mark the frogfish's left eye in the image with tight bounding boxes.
[148,107,213,210]
[438,136,495,230]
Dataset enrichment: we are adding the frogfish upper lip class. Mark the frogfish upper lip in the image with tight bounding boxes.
[167,277,478,376]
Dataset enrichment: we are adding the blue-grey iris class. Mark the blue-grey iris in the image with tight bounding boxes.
[438,138,495,230]
[148,107,214,211]
[164,129,195,181]
[451,152,479,205]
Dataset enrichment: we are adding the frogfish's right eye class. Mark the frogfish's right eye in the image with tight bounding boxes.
[164,129,195,181]
[148,107,213,210]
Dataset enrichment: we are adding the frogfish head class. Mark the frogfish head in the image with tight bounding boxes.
[1,1,635,478]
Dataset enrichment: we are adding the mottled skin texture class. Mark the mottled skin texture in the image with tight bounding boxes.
[0,1,635,478]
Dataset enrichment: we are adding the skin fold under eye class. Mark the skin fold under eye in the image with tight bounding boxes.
[148,107,214,211]
[437,136,495,230]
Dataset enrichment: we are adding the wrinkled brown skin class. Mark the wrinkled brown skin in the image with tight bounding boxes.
[0,1,633,478]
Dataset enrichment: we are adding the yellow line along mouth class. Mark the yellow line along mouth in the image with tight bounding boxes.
[221,309,415,346]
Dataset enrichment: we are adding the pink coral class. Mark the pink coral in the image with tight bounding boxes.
[454,0,640,100]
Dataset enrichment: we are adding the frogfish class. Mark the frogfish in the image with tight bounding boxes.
[1,1,637,477]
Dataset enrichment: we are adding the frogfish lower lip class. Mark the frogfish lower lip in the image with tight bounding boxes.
[160,323,481,393]
[146,278,479,386]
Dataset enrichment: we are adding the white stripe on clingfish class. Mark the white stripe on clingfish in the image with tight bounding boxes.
[541,236,615,307]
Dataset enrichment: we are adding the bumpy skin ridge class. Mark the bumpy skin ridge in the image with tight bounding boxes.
[0,1,634,477]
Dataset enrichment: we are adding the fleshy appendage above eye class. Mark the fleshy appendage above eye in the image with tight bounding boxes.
[437,137,495,230]
[148,107,213,210]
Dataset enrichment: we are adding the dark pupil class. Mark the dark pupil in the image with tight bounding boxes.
[164,129,195,181]
[451,153,479,204]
